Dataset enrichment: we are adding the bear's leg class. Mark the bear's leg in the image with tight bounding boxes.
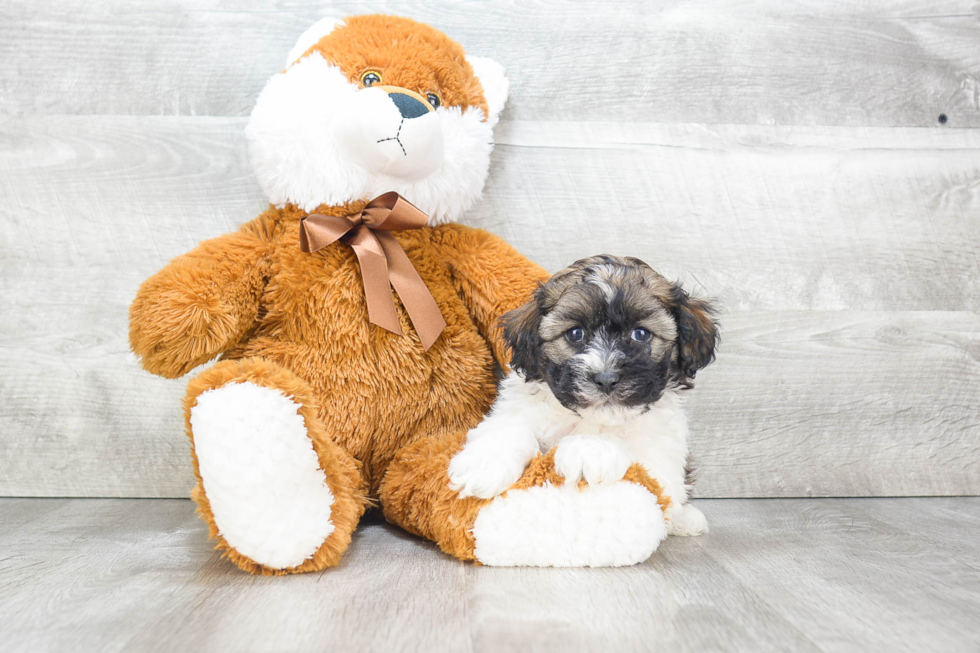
[185,357,367,575]
[380,431,671,567]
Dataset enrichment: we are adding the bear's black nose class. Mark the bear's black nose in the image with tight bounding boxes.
[593,372,620,394]
[388,92,430,119]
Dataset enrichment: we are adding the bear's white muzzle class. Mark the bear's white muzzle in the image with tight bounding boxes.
[332,87,444,181]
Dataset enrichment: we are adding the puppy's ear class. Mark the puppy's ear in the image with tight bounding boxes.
[669,285,719,382]
[501,293,544,380]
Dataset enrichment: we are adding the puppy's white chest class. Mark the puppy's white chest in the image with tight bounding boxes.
[534,422,578,454]
[533,416,632,455]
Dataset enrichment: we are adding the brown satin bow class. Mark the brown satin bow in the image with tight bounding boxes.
[299,192,447,351]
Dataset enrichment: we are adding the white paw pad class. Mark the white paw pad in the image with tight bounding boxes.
[448,433,536,499]
[666,503,709,537]
[554,435,632,486]
[472,481,667,567]
[191,381,335,569]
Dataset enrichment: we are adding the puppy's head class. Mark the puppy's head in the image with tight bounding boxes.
[503,255,719,418]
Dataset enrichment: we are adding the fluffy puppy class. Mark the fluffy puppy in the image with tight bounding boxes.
[448,255,719,536]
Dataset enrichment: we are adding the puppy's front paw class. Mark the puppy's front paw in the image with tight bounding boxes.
[666,503,709,536]
[448,439,529,499]
[554,435,632,487]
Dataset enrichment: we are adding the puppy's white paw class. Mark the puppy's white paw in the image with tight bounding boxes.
[554,435,632,487]
[448,437,529,499]
[666,502,709,536]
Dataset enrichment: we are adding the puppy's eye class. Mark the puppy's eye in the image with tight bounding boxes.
[631,327,652,343]
[566,327,585,343]
[426,92,442,109]
[361,71,382,87]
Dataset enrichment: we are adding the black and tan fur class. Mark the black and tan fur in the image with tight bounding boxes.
[502,254,720,413]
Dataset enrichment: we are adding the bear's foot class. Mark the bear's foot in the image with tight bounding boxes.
[186,358,366,575]
[381,434,670,568]
[191,381,334,569]
[471,480,667,567]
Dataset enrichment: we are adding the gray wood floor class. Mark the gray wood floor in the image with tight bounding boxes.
[1,498,978,653]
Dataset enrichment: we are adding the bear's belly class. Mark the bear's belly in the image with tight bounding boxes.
[226,250,499,487]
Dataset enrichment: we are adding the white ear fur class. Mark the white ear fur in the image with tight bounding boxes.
[466,55,509,127]
[286,17,345,67]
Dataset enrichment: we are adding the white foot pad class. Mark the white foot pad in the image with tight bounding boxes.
[191,381,335,570]
[472,482,667,567]
[666,503,709,537]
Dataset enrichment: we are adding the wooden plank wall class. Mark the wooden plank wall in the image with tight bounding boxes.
[1,0,978,498]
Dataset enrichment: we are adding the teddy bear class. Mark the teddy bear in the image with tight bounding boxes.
[129,13,671,574]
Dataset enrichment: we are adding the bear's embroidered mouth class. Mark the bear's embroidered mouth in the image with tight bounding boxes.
[376,118,407,156]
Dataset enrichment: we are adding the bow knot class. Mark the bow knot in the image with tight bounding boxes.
[299,192,447,351]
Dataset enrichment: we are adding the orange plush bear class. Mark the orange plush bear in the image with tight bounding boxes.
[130,14,669,574]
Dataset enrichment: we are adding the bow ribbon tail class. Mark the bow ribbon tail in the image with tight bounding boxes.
[344,226,403,336]
[375,231,448,351]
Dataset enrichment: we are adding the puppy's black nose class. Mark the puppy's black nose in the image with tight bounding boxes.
[388,92,430,119]
[593,372,620,393]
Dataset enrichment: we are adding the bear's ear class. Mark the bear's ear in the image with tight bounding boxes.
[466,56,509,127]
[286,16,345,67]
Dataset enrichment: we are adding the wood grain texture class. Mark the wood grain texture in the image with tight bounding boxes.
[484,121,980,312]
[1,115,978,497]
[688,310,980,498]
[0,1,978,126]
[0,499,213,652]
[1,498,978,652]
[0,115,263,498]
[706,498,980,653]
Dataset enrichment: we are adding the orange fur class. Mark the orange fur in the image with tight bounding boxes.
[131,14,669,572]
[380,432,670,562]
[184,357,368,575]
[129,225,273,379]
[297,15,490,119]
[131,203,549,571]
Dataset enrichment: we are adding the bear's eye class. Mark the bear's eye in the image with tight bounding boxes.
[361,71,382,87]
[631,327,652,343]
[426,92,442,109]
[566,327,585,343]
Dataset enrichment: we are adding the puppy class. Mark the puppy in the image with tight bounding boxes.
[448,255,719,536]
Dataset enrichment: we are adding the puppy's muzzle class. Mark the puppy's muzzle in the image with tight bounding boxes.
[593,371,620,394]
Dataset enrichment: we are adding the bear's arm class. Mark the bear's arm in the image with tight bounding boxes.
[438,225,549,368]
[129,215,275,379]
